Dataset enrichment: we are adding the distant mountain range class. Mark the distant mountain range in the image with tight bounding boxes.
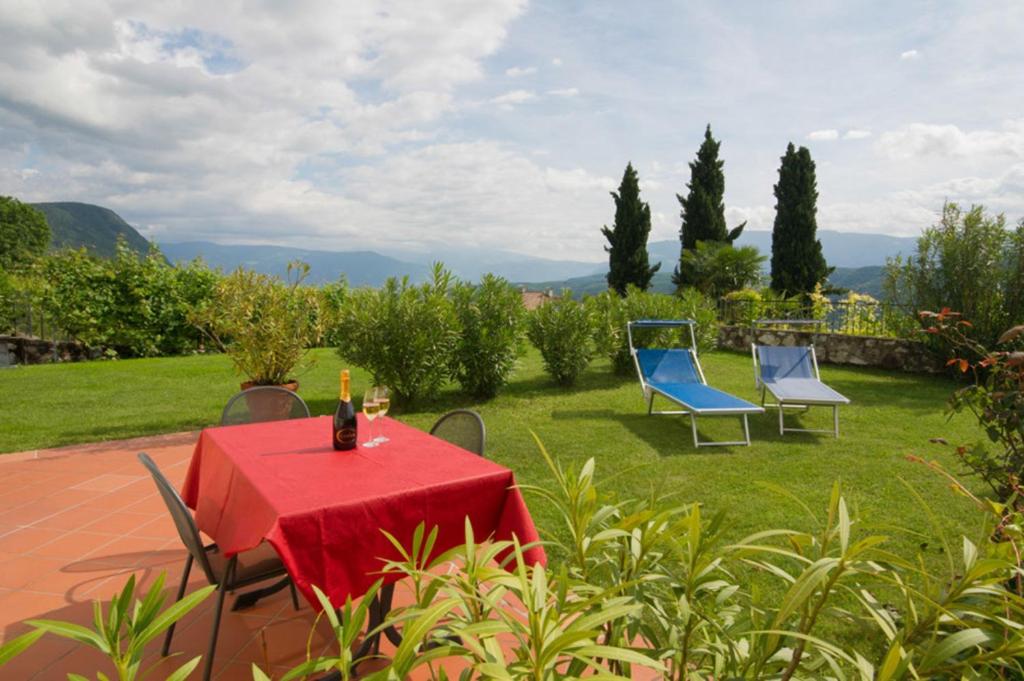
[34,201,909,296]
[645,230,918,270]
[527,266,888,300]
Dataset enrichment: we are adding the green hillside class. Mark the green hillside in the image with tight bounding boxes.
[827,266,886,298]
[32,202,151,257]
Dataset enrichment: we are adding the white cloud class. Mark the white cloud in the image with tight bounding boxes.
[340,141,616,255]
[876,119,1024,160]
[900,49,920,60]
[505,65,536,77]
[726,205,775,231]
[490,89,536,107]
[807,129,840,141]
[2,0,1023,260]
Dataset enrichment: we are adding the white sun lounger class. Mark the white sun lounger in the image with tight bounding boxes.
[752,344,850,437]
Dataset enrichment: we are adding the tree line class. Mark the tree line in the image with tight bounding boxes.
[602,125,829,299]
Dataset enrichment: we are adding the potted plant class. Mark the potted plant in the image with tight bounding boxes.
[193,261,322,418]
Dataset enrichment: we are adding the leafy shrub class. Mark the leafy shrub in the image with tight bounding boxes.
[677,286,719,350]
[885,202,1024,346]
[37,247,116,347]
[318,278,350,348]
[588,286,718,374]
[842,290,882,335]
[923,309,1024,504]
[37,240,220,357]
[4,573,214,680]
[807,281,832,321]
[336,264,458,404]
[679,240,765,297]
[192,261,321,385]
[0,269,16,333]
[449,274,527,399]
[0,196,50,271]
[720,287,762,326]
[527,293,593,385]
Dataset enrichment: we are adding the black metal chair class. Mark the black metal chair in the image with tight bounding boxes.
[137,452,299,681]
[220,386,310,426]
[429,409,486,456]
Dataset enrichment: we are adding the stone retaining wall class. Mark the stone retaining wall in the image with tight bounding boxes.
[717,325,942,373]
[0,335,102,366]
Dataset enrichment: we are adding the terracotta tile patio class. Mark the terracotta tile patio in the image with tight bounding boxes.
[0,432,374,680]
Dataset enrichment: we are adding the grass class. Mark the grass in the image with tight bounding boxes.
[0,346,990,565]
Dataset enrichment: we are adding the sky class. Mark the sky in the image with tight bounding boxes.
[0,0,1022,262]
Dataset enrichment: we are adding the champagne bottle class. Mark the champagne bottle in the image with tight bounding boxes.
[333,370,357,451]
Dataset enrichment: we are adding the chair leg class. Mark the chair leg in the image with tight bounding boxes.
[203,559,234,681]
[289,580,300,611]
[162,553,193,656]
[833,405,839,438]
[690,413,699,448]
[778,405,784,435]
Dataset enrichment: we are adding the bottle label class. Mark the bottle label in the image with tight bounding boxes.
[336,428,357,447]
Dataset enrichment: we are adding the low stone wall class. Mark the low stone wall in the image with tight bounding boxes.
[717,325,942,373]
[0,335,102,366]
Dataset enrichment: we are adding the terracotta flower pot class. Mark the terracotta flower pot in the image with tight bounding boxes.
[240,380,300,422]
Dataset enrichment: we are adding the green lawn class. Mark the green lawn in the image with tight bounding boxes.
[0,347,988,565]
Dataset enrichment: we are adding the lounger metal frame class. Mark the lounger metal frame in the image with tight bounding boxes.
[629,319,759,448]
[751,343,842,438]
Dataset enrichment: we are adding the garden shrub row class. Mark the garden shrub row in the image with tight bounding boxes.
[3,240,722,400]
[337,274,721,397]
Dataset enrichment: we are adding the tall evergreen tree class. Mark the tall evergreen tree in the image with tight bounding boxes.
[673,125,745,288]
[770,143,830,294]
[602,162,660,295]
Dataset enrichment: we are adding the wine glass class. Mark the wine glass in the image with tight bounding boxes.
[362,389,379,448]
[373,386,391,444]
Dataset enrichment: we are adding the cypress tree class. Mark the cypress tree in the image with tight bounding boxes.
[602,162,661,295]
[673,125,745,288]
[770,143,830,294]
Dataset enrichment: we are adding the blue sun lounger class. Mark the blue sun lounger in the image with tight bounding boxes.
[752,344,850,437]
[629,320,764,447]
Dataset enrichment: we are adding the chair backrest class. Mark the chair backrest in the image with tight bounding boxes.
[137,452,219,584]
[756,346,817,382]
[429,409,486,456]
[220,387,310,426]
[636,349,702,385]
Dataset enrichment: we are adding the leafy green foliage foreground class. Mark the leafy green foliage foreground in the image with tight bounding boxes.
[269,444,1024,680]
[8,442,1019,680]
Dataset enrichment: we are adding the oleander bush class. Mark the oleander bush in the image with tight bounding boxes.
[449,274,527,399]
[588,286,718,374]
[335,264,459,404]
[527,293,593,386]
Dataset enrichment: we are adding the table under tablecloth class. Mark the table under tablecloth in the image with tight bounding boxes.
[181,414,545,606]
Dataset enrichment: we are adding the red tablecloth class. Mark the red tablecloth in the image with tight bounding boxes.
[182,415,545,606]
